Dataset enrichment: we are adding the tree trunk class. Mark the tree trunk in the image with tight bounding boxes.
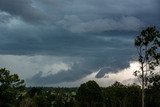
[141,65,145,107]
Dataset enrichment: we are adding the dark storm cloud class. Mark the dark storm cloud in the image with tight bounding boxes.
[28,46,135,85]
[0,20,136,85]
[26,32,136,85]
[0,0,160,85]
[0,0,46,23]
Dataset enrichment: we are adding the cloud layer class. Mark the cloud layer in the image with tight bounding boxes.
[0,0,160,86]
[57,15,144,33]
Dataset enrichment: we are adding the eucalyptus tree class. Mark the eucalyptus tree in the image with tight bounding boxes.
[134,26,160,107]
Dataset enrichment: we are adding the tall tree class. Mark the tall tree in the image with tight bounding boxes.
[0,68,25,106]
[134,26,160,107]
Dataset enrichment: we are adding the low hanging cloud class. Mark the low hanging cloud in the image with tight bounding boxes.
[42,61,139,87]
[0,55,75,79]
[27,46,135,86]
[37,61,160,87]
[57,15,144,33]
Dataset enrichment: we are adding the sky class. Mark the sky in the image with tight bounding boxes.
[0,0,160,87]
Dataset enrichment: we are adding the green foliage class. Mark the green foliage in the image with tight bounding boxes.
[145,74,160,107]
[28,87,43,97]
[148,74,160,90]
[19,98,37,107]
[33,94,49,107]
[0,68,25,107]
[103,82,141,107]
[77,80,103,106]
[134,26,160,77]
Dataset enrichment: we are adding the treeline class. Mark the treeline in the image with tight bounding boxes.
[77,80,160,107]
[0,68,160,107]
[102,81,160,107]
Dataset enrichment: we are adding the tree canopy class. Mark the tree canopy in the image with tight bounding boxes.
[0,68,25,106]
[77,80,103,107]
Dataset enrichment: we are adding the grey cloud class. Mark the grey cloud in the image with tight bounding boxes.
[0,11,12,23]
[57,15,144,33]
[0,18,140,85]
[0,0,47,23]
[28,53,134,85]
[26,36,136,85]
[0,22,136,57]
[41,0,155,15]
[0,0,159,26]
